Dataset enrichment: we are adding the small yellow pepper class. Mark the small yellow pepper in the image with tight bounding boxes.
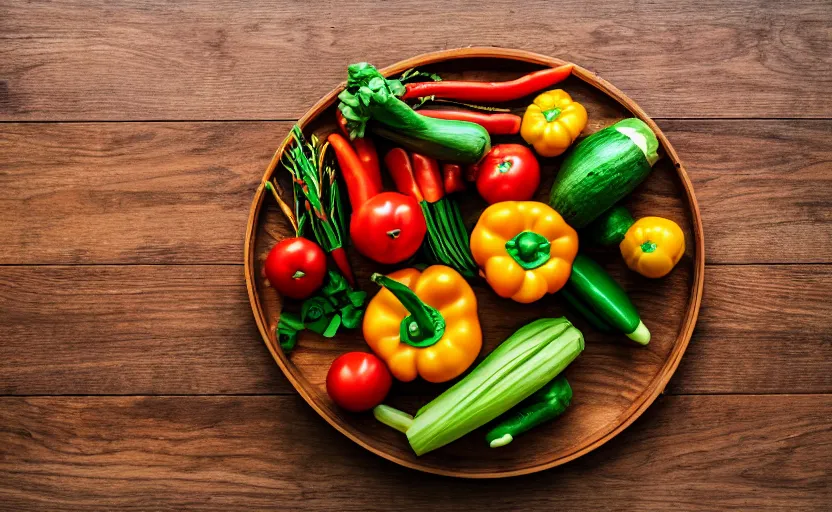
[363,265,481,383]
[470,201,579,304]
[520,89,588,157]
[620,217,685,278]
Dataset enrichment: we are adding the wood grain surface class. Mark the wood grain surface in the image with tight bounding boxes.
[1,0,830,120]
[2,120,829,264]
[0,395,829,510]
[0,0,830,507]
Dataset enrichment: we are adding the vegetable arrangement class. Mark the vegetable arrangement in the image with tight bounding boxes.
[260,60,688,457]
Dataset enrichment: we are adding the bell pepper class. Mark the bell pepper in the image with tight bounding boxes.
[520,89,587,157]
[620,216,686,278]
[363,265,482,383]
[470,201,579,304]
[583,206,686,279]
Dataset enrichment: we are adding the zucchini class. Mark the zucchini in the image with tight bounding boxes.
[338,63,491,164]
[373,318,584,456]
[561,253,650,345]
[550,118,659,228]
[581,205,635,246]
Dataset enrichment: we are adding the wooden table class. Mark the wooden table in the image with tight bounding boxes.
[1,1,830,509]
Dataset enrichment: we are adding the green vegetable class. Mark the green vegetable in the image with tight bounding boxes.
[582,205,636,246]
[337,63,491,164]
[276,270,367,352]
[549,118,659,228]
[372,318,584,456]
[485,376,572,448]
[561,254,650,345]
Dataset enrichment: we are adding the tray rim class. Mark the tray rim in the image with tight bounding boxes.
[243,47,706,478]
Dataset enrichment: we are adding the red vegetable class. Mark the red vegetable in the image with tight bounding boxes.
[475,144,541,204]
[326,352,392,412]
[411,153,444,203]
[402,64,573,103]
[327,133,381,210]
[418,109,521,135]
[350,192,426,265]
[442,163,466,194]
[335,110,383,192]
[264,237,327,300]
[384,148,424,202]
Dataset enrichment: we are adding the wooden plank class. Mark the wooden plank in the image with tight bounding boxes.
[1,120,829,265]
[0,395,828,510]
[1,0,830,120]
[0,122,286,264]
[0,264,828,395]
[659,120,832,264]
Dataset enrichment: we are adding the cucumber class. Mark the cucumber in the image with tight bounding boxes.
[550,118,659,228]
[561,254,650,345]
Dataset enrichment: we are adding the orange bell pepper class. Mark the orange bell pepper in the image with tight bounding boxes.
[363,265,482,383]
[470,201,579,303]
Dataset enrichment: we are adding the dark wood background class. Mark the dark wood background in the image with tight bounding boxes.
[1,1,830,509]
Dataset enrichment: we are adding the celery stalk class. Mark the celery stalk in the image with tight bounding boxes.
[373,318,584,456]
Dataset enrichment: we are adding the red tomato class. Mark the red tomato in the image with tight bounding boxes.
[475,144,541,204]
[350,192,427,265]
[326,352,392,412]
[264,237,327,300]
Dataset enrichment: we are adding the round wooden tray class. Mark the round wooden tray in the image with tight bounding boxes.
[245,48,704,478]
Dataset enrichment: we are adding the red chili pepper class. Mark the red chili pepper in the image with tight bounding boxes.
[402,64,573,103]
[465,163,480,183]
[328,246,355,287]
[411,153,443,203]
[442,163,466,194]
[383,148,424,202]
[335,110,383,192]
[327,133,382,210]
[418,109,522,135]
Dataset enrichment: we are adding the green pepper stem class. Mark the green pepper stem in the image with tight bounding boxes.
[370,273,446,348]
[542,107,562,122]
[505,231,551,270]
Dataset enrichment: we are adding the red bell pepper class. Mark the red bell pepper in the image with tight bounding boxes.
[418,109,521,135]
[402,64,573,103]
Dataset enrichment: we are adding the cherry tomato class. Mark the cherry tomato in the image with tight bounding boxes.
[264,237,327,300]
[350,192,427,265]
[475,144,541,204]
[326,352,392,412]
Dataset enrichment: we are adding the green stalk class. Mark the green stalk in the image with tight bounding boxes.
[338,63,490,164]
[370,273,445,348]
[420,199,477,278]
[407,318,583,455]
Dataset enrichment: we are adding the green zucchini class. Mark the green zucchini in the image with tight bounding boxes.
[373,318,584,456]
[338,63,491,164]
[486,376,572,448]
[561,254,650,345]
[582,205,636,246]
[550,118,659,228]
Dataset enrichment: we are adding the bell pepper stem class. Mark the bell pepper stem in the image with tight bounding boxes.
[505,231,551,270]
[370,273,446,348]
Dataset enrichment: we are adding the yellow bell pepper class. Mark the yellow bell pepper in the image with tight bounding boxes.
[363,265,481,383]
[520,89,588,157]
[470,201,579,304]
[620,217,685,278]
